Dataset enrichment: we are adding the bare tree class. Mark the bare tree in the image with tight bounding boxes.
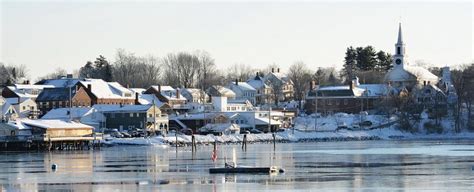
[288,61,313,108]
[162,52,200,88]
[0,63,29,86]
[225,63,254,83]
[36,68,68,81]
[113,49,161,88]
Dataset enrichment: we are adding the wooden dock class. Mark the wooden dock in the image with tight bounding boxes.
[209,166,280,174]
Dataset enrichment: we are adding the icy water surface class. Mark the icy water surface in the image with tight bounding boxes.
[1,140,473,191]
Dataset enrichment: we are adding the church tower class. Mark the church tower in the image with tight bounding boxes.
[393,23,406,69]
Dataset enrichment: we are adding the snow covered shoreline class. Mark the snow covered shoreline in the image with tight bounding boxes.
[103,128,474,146]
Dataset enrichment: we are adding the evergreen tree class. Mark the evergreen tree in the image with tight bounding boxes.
[342,46,357,83]
[356,46,377,71]
[79,55,113,81]
[376,51,392,71]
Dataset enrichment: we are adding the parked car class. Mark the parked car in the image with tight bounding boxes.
[250,129,263,134]
[180,128,194,136]
[359,120,373,127]
[275,128,286,132]
[110,131,124,138]
[120,132,132,138]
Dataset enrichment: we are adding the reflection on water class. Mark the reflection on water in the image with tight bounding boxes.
[1,140,473,191]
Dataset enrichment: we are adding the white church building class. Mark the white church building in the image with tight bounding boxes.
[385,23,457,108]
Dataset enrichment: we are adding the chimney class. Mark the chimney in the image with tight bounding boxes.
[350,77,359,90]
[277,68,280,73]
[176,89,180,99]
[235,79,238,85]
[66,74,73,78]
[256,72,259,77]
[423,81,426,86]
[309,81,314,90]
[87,84,92,91]
[135,92,139,104]
[158,85,161,92]
[272,68,274,73]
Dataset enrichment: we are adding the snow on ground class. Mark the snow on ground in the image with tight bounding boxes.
[103,128,474,146]
[103,113,474,146]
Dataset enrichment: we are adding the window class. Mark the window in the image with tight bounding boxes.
[130,113,133,117]
[111,113,115,118]
[397,47,401,55]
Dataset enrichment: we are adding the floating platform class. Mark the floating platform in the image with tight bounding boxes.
[209,166,283,174]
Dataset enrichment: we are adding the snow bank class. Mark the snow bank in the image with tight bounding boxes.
[103,136,168,148]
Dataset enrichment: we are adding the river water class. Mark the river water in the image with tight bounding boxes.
[1,140,473,191]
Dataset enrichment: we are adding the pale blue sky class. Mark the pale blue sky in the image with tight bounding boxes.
[1,0,472,79]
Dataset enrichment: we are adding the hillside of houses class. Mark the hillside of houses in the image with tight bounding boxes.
[1,23,473,148]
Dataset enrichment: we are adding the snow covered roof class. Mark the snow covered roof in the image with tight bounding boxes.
[79,79,133,99]
[207,85,236,98]
[181,88,203,95]
[149,85,186,101]
[129,88,146,94]
[93,104,155,113]
[265,72,292,84]
[385,65,439,83]
[35,78,81,88]
[1,102,16,116]
[254,117,282,125]
[41,107,94,120]
[22,119,93,129]
[36,87,75,101]
[6,84,54,99]
[357,84,388,97]
[229,82,256,92]
[10,84,54,90]
[247,77,269,90]
[5,97,30,105]
[315,85,365,97]
[137,94,164,106]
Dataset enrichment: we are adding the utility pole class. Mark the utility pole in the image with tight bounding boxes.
[153,99,156,136]
[69,86,72,121]
[314,91,318,131]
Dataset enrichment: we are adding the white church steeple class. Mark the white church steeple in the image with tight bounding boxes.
[393,23,406,68]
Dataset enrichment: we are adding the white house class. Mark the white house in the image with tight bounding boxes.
[211,96,253,112]
[247,72,272,105]
[264,68,294,102]
[227,80,257,105]
[181,88,209,104]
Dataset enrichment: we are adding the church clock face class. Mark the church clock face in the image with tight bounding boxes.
[395,59,402,65]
